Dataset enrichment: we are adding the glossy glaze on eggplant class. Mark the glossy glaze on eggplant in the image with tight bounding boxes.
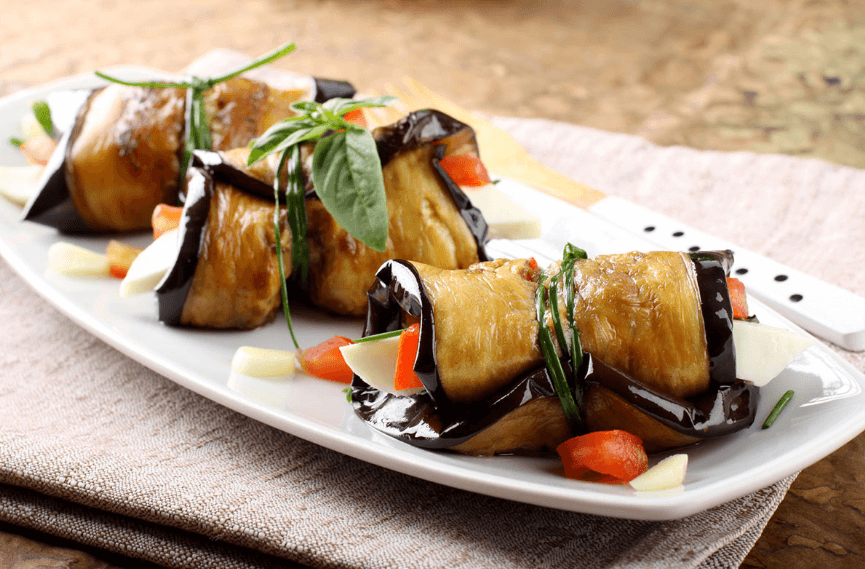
[352,251,759,455]
[304,109,489,315]
[21,76,355,233]
[155,110,491,328]
[156,152,291,329]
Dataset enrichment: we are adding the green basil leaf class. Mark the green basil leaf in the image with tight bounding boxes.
[248,123,324,165]
[312,129,388,252]
[9,137,24,148]
[323,95,396,115]
[31,101,54,137]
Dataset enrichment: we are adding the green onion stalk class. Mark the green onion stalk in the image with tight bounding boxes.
[95,42,298,189]
[535,244,588,433]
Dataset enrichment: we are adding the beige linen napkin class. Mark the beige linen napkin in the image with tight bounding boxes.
[1,114,863,568]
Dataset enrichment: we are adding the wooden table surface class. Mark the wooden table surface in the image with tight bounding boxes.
[2,1,864,567]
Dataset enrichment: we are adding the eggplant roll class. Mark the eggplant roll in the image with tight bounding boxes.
[155,109,489,328]
[351,251,759,455]
[305,109,489,315]
[21,76,356,233]
[156,152,292,329]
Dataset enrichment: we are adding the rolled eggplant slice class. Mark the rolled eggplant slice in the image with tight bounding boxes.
[154,109,491,328]
[303,109,490,316]
[21,76,355,233]
[155,155,291,329]
[351,251,758,455]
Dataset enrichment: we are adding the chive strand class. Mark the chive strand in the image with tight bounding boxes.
[273,148,300,349]
[535,272,582,428]
[762,390,794,429]
[354,328,405,343]
[548,275,570,357]
[287,145,309,282]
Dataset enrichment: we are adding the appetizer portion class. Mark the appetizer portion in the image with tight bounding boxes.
[305,109,489,315]
[20,74,355,233]
[155,153,292,329]
[125,109,491,328]
[348,249,809,456]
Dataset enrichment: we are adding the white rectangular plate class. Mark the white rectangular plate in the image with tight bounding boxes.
[2,73,865,521]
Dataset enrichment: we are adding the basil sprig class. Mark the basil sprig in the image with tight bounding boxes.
[248,95,396,253]
[95,42,297,188]
[535,244,589,431]
[248,95,395,348]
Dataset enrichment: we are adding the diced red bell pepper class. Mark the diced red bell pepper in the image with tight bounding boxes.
[556,430,648,483]
[343,109,368,128]
[394,324,423,391]
[106,240,143,279]
[151,204,183,239]
[727,277,749,320]
[438,153,492,187]
[299,335,356,384]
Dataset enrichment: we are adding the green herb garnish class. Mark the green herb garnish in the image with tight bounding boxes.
[9,137,24,148]
[535,244,588,431]
[248,95,396,253]
[272,149,301,348]
[248,94,395,349]
[31,101,54,138]
[95,42,297,188]
[762,390,794,429]
[354,328,405,343]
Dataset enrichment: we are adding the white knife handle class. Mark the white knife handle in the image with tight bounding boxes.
[589,198,865,352]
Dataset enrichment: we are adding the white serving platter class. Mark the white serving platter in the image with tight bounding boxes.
[2,72,864,521]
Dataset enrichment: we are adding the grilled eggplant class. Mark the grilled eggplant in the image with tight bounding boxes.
[351,251,759,455]
[152,109,490,328]
[21,76,355,233]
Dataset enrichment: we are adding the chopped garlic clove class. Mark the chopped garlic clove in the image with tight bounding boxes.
[47,242,110,277]
[0,165,44,206]
[231,346,297,378]
[629,454,688,492]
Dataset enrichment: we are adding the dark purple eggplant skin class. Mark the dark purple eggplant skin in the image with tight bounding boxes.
[154,166,212,326]
[351,252,758,450]
[313,78,356,103]
[374,109,490,260]
[155,150,283,325]
[20,90,94,233]
[691,250,737,385]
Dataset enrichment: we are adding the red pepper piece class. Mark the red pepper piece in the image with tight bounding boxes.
[556,430,649,483]
[394,324,423,391]
[727,277,749,320]
[438,154,493,187]
[300,336,356,384]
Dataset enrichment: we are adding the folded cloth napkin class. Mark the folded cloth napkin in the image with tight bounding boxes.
[2,99,865,568]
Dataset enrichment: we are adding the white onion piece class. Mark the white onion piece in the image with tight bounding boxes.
[733,320,813,387]
[119,229,179,297]
[339,336,424,395]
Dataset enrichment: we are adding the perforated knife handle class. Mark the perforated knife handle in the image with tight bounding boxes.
[590,198,865,352]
